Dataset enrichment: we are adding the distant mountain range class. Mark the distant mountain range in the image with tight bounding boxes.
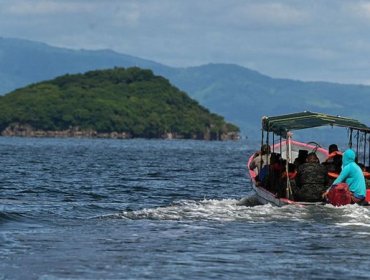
[1,37,370,138]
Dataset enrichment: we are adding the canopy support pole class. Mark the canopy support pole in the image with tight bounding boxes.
[364,132,367,166]
[349,128,353,148]
[368,135,370,168]
[356,130,360,160]
[259,122,265,179]
[280,136,282,155]
[266,130,270,179]
[285,131,293,199]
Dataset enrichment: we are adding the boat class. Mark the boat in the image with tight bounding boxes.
[246,111,370,207]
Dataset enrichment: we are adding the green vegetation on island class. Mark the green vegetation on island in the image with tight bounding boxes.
[0,67,239,140]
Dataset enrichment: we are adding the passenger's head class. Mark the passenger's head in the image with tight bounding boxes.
[306,152,319,163]
[270,153,280,164]
[297,150,308,160]
[329,144,339,154]
[343,149,356,166]
[261,144,270,155]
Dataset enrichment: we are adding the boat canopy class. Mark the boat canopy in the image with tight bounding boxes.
[262,111,370,137]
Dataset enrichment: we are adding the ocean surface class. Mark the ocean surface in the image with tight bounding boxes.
[1,137,370,280]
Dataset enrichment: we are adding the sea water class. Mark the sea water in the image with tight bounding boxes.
[0,137,370,280]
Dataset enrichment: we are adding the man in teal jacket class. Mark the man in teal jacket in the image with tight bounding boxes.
[332,149,366,202]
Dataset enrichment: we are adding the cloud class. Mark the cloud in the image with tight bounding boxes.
[227,2,310,27]
[1,0,370,85]
[347,2,370,20]
[4,0,96,15]
[110,2,141,28]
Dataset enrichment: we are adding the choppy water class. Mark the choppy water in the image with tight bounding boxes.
[1,137,370,280]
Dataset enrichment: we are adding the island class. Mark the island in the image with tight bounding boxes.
[0,67,239,140]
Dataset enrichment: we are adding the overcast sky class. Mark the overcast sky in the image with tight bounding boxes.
[1,0,370,85]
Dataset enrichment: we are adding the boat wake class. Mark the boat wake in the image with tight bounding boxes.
[101,196,310,222]
[96,196,370,227]
[121,199,250,221]
[333,204,370,229]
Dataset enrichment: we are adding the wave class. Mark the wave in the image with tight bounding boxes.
[107,197,309,222]
[0,211,26,223]
[96,196,370,227]
[333,204,370,229]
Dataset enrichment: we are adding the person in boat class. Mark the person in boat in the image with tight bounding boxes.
[293,150,308,168]
[262,152,283,192]
[325,144,342,166]
[322,144,343,185]
[294,152,328,202]
[249,144,271,181]
[324,149,366,204]
[277,162,297,198]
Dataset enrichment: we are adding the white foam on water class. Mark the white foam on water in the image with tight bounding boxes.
[334,204,370,228]
[337,222,370,228]
[118,198,309,223]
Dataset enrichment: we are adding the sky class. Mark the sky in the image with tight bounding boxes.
[1,0,370,85]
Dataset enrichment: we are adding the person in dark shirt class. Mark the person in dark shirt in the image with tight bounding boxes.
[263,153,283,192]
[322,144,342,185]
[294,149,308,168]
[294,152,328,202]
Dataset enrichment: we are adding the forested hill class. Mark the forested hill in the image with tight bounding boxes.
[0,67,239,140]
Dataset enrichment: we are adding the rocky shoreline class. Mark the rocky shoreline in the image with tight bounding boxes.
[1,123,240,141]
